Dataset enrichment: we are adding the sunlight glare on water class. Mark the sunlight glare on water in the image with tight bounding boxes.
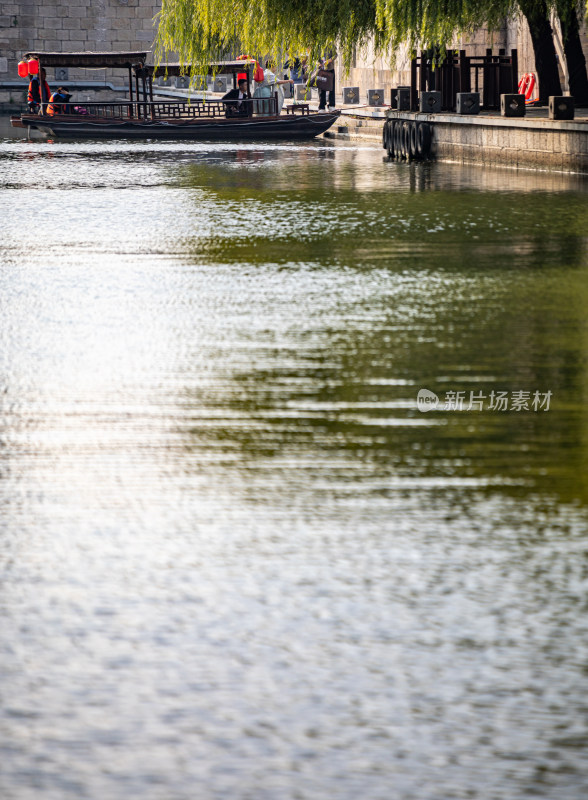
[1,127,588,800]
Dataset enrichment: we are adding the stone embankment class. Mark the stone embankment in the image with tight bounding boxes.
[324,105,588,173]
[324,108,386,143]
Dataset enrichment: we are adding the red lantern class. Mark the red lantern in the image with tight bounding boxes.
[27,59,39,76]
[18,60,29,78]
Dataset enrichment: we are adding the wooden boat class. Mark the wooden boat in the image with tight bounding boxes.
[12,51,340,140]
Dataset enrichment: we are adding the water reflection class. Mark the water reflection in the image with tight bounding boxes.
[1,129,588,800]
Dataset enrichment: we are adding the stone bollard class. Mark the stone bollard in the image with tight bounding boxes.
[295,84,312,102]
[549,96,574,120]
[456,92,480,115]
[213,76,228,93]
[397,87,411,111]
[501,94,525,117]
[367,89,385,106]
[419,91,441,113]
[343,87,360,104]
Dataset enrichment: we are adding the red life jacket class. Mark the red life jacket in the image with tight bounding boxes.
[46,92,70,116]
[28,78,51,106]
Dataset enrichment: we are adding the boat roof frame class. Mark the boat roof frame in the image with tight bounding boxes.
[21,53,257,76]
[22,51,148,69]
[145,61,258,78]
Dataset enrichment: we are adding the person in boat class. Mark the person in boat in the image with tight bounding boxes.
[27,68,51,113]
[222,78,252,118]
[253,61,293,115]
[46,87,72,116]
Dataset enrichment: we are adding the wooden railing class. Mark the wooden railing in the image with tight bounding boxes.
[47,96,279,121]
[410,49,518,111]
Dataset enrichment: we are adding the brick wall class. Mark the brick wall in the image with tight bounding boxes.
[336,28,511,105]
[337,17,588,107]
[0,0,160,108]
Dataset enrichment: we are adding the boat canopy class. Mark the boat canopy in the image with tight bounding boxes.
[148,60,258,78]
[22,51,148,69]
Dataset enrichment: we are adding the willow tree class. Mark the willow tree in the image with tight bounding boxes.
[155,0,380,73]
[556,0,588,104]
[156,0,588,101]
[518,0,562,101]
[155,0,516,73]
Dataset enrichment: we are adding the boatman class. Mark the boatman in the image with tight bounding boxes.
[28,68,51,113]
[46,87,72,116]
[222,78,252,118]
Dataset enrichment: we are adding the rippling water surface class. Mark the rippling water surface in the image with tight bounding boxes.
[1,124,588,799]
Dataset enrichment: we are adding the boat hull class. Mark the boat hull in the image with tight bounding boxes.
[17,111,340,140]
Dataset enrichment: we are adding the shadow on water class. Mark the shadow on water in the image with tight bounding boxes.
[164,149,588,507]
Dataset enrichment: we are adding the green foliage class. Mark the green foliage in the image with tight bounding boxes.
[155,0,582,75]
[155,0,369,73]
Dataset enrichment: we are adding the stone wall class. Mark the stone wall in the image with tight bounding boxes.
[334,26,511,104]
[384,110,588,173]
[0,0,160,109]
[432,116,588,172]
[335,16,588,107]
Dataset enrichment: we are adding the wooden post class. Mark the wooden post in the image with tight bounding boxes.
[498,48,505,101]
[419,51,426,97]
[441,49,451,111]
[148,68,155,120]
[141,68,147,119]
[484,48,493,109]
[410,57,417,110]
[134,69,140,118]
[38,59,44,114]
[128,66,134,118]
[450,50,459,110]
[459,49,471,94]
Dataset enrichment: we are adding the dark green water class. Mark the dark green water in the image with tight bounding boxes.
[1,129,588,799]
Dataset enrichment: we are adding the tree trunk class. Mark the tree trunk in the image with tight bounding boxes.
[519,0,562,103]
[558,3,588,105]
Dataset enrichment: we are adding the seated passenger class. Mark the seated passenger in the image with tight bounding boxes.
[222,79,252,117]
[46,87,72,116]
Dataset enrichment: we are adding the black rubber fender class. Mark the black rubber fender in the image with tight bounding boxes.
[402,121,411,159]
[394,120,403,156]
[417,122,432,158]
[409,121,418,159]
[382,120,389,150]
[386,122,395,158]
[385,121,395,158]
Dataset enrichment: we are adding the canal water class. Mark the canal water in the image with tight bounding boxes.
[1,122,588,800]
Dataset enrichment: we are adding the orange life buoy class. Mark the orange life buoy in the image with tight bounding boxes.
[518,72,538,104]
